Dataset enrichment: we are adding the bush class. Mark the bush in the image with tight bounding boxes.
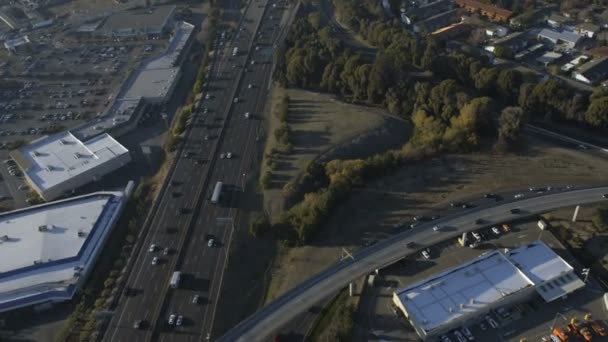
[249,212,271,238]
[259,171,272,189]
[592,205,608,232]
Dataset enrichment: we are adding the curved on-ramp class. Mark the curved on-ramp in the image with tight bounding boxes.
[218,186,608,342]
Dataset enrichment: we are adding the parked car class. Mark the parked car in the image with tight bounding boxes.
[421,249,430,259]
[453,330,467,342]
[149,244,156,252]
[176,315,183,326]
[461,326,474,340]
[192,294,200,304]
[491,227,500,235]
[168,314,176,325]
[485,315,499,328]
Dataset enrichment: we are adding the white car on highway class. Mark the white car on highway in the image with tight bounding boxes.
[168,314,176,325]
[151,257,159,265]
[149,244,156,252]
[491,227,500,235]
[226,152,232,159]
[176,315,183,326]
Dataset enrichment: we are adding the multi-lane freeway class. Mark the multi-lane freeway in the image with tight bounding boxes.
[218,186,608,342]
[104,0,290,341]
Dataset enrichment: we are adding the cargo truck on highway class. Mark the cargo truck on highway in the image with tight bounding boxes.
[170,271,181,289]
[211,181,223,204]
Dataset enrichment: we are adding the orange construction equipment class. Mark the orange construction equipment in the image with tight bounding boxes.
[553,327,570,341]
[591,320,606,336]
[579,326,593,341]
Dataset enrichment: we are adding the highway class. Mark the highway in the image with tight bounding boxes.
[103,0,290,340]
[218,186,608,342]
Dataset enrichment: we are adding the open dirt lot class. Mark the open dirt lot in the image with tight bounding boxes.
[264,137,608,305]
[262,87,410,218]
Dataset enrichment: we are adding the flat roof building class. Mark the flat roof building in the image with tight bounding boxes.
[454,0,513,22]
[10,132,131,201]
[72,20,194,140]
[0,186,131,313]
[97,6,176,38]
[393,241,584,340]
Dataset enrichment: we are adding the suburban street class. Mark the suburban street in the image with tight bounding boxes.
[103,0,291,341]
[218,186,608,342]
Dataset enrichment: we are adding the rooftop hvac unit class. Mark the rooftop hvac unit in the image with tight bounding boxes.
[0,235,8,241]
[38,225,48,232]
[77,231,87,238]
[33,150,40,157]
[470,299,476,304]
[449,307,454,313]
[460,303,465,309]
[33,260,42,264]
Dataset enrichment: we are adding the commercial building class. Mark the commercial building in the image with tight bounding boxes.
[400,0,453,26]
[72,20,194,140]
[0,186,131,313]
[574,57,608,85]
[393,241,585,341]
[97,6,176,38]
[10,131,131,201]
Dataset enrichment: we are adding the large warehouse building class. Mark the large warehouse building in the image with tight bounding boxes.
[393,241,585,340]
[0,185,131,313]
[10,132,131,201]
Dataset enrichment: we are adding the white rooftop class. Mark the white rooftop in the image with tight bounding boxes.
[0,190,126,312]
[506,241,585,302]
[17,131,129,192]
[395,251,534,333]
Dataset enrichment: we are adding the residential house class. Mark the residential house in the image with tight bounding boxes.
[575,22,600,39]
[538,29,581,48]
[547,13,576,30]
[536,51,563,67]
[590,46,608,58]
[574,57,608,85]
[413,9,461,34]
[454,0,513,22]
[485,31,529,54]
[401,0,453,26]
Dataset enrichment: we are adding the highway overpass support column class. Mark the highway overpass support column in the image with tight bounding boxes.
[572,205,580,222]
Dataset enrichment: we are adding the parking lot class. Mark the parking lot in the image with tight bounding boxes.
[357,218,608,342]
[0,27,175,209]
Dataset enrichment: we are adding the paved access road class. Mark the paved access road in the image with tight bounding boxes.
[218,186,608,342]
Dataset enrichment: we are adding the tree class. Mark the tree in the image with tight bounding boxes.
[496,69,522,102]
[496,106,525,151]
[307,12,321,30]
[584,96,608,127]
[494,45,513,59]
[420,36,439,70]
[473,67,499,94]
[249,213,271,238]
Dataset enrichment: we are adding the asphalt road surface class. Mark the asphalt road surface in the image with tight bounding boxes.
[103,0,291,340]
[218,186,608,342]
